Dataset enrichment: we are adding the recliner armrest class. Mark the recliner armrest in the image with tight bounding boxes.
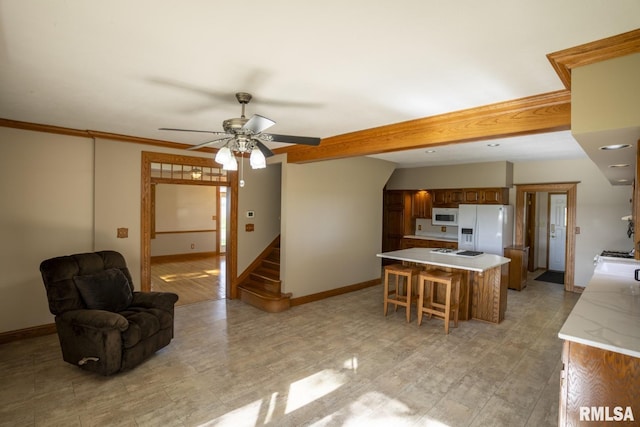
[131,291,178,312]
[58,309,129,331]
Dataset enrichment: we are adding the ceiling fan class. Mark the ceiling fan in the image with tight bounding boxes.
[159,92,321,174]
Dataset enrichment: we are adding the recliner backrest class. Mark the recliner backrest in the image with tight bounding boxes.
[40,251,134,315]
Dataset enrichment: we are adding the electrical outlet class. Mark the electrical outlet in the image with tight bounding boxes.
[441,226,447,233]
[117,228,128,238]
[245,223,255,232]
[190,243,195,249]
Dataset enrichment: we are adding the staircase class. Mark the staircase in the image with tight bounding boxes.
[238,237,291,312]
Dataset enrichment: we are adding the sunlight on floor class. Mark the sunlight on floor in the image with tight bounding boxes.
[286,369,347,414]
[195,356,451,426]
[159,270,219,282]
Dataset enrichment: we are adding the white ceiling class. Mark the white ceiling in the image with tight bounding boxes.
[1,1,639,169]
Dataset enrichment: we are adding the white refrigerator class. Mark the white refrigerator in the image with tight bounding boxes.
[457,204,513,256]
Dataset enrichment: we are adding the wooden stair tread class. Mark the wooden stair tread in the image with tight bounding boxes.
[237,236,288,313]
[239,283,289,300]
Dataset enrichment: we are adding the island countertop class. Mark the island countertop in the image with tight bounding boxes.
[558,257,640,358]
[376,248,510,272]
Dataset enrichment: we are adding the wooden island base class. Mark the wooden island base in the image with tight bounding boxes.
[378,248,511,325]
[422,264,507,324]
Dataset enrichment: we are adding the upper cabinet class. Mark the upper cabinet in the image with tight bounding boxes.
[411,191,432,218]
[432,188,509,207]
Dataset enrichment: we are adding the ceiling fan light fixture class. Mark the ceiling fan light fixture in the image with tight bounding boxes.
[215,146,232,165]
[222,155,238,171]
[250,148,267,169]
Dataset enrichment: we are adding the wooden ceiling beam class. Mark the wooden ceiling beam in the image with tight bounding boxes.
[280,90,571,164]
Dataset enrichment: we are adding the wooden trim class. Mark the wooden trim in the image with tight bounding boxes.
[290,279,380,306]
[0,323,57,344]
[280,90,571,163]
[515,182,578,292]
[155,229,216,234]
[547,28,640,89]
[142,151,238,298]
[0,117,216,153]
[150,252,217,263]
[151,177,226,186]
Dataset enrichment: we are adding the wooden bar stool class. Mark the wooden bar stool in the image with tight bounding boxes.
[383,264,421,322]
[417,269,462,334]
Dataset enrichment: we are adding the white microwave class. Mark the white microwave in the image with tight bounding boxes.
[432,208,458,226]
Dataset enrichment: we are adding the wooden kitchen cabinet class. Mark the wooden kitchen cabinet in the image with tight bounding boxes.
[480,187,509,204]
[402,238,458,250]
[431,187,509,207]
[382,190,412,254]
[504,245,529,290]
[411,190,432,218]
[559,341,640,426]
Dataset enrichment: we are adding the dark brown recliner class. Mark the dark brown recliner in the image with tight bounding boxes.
[40,250,178,375]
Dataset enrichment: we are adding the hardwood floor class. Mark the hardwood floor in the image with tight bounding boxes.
[151,254,226,306]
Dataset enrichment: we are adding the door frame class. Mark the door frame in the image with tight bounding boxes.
[515,182,578,292]
[140,151,239,297]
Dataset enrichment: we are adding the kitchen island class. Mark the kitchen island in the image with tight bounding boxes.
[377,248,511,323]
[557,257,640,425]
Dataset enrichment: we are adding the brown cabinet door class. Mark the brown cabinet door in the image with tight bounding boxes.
[432,190,448,206]
[411,191,432,218]
[481,188,507,204]
[449,190,464,205]
[383,191,412,253]
[463,189,481,203]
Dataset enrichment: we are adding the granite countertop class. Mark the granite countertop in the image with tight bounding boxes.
[404,234,458,243]
[558,258,640,358]
[377,247,510,272]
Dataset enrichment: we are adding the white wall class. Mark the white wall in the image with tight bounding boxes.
[151,184,217,256]
[513,158,633,286]
[0,128,94,332]
[281,156,395,297]
[386,161,513,189]
[237,160,282,274]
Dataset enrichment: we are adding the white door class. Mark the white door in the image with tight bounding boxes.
[548,194,567,271]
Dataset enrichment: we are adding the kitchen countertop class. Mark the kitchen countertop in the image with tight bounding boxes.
[377,247,510,272]
[404,234,458,243]
[558,257,640,358]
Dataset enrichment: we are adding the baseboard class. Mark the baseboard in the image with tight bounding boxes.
[290,279,381,307]
[151,251,219,263]
[0,323,57,345]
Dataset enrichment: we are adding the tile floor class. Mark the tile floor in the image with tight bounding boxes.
[0,273,579,426]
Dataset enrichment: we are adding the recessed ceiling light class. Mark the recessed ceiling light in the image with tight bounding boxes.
[599,144,631,150]
[608,164,630,168]
[617,179,629,183]
[487,143,500,147]
[425,150,436,153]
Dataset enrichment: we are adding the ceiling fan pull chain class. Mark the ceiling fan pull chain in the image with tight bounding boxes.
[239,153,245,188]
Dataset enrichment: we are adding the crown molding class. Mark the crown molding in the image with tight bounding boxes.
[547,28,640,89]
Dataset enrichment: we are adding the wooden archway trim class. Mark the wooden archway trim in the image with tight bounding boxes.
[140,151,239,298]
[515,182,579,292]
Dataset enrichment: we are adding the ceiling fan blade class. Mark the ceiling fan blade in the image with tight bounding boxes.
[187,137,231,150]
[159,127,228,135]
[243,114,275,134]
[267,133,321,146]
[255,141,275,158]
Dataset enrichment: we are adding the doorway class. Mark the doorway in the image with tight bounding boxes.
[140,151,238,297]
[150,183,228,305]
[515,182,578,292]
